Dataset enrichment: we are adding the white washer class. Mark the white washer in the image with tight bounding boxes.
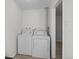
[32,36,50,59]
[18,31,32,55]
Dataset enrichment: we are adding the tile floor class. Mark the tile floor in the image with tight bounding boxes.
[14,42,62,59]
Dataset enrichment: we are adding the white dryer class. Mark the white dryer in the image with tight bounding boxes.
[17,28,33,56]
[32,35,50,59]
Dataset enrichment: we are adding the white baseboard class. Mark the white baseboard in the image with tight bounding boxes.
[5,51,17,58]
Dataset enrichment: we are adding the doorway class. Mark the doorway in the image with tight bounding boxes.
[56,1,62,59]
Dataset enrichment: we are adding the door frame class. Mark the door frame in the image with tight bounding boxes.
[53,0,62,58]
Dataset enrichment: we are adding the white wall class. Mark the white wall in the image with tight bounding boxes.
[56,16,62,41]
[48,0,61,58]
[63,0,73,59]
[22,9,48,30]
[5,0,22,58]
[48,8,56,58]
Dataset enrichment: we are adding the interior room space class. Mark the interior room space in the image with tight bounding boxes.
[5,0,73,59]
